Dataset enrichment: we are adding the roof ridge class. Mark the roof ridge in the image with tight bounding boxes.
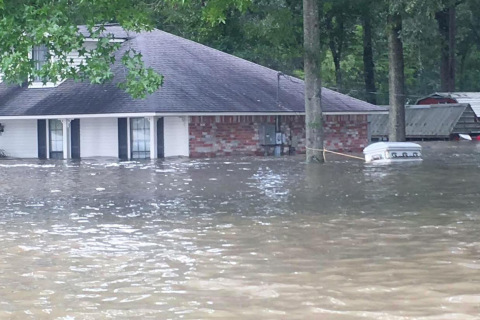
[149,28,303,81]
[321,87,381,108]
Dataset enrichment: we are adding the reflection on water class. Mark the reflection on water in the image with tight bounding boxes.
[1,142,480,319]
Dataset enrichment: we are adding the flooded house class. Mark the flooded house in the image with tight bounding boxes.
[0,25,385,160]
[369,104,480,141]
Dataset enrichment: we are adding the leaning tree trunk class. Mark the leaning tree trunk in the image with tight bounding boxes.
[326,15,344,92]
[303,0,323,162]
[333,55,343,92]
[436,6,456,92]
[387,13,406,142]
[363,13,377,105]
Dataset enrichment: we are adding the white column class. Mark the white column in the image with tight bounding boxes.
[46,120,50,159]
[183,116,190,157]
[62,119,72,159]
[149,116,157,159]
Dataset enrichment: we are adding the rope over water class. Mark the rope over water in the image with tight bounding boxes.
[305,147,365,161]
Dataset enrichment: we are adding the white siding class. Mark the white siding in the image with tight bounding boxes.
[0,120,38,158]
[164,116,189,157]
[66,41,97,69]
[80,118,118,157]
[0,116,190,159]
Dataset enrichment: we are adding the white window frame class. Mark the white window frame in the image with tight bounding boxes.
[29,44,58,88]
[28,38,126,88]
[32,44,48,82]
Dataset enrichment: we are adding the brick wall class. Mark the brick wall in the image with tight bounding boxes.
[324,115,369,151]
[189,115,368,157]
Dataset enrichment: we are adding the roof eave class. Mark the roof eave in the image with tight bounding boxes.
[0,110,387,120]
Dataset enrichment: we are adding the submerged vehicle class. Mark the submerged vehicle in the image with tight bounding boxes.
[363,142,422,164]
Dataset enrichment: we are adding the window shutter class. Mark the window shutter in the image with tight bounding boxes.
[71,119,80,159]
[118,118,128,160]
[157,118,164,158]
[37,119,47,159]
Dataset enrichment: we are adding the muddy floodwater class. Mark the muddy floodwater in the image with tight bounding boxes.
[1,142,480,319]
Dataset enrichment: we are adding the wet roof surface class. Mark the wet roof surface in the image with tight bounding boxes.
[0,27,384,117]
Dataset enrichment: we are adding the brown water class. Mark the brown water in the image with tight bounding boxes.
[0,142,480,319]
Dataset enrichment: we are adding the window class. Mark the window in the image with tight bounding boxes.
[131,118,150,159]
[49,119,63,159]
[32,45,48,82]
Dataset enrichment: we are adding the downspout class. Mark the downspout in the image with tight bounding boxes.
[275,72,284,156]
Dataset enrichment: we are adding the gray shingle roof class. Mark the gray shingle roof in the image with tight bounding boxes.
[0,26,384,117]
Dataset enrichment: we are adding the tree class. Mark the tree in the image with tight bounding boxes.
[324,5,346,91]
[155,0,304,75]
[0,0,249,98]
[387,11,406,141]
[435,1,463,92]
[322,0,358,92]
[360,1,377,104]
[457,0,480,90]
[386,0,448,141]
[303,0,323,163]
[384,0,437,141]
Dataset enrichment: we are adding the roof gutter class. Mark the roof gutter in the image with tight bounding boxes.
[0,110,387,120]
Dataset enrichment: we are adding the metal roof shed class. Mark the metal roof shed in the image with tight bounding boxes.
[417,92,480,117]
[370,104,480,140]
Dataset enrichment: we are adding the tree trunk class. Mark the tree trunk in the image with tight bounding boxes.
[458,43,471,90]
[326,16,343,92]
[448,7,456,91]
[303,0,323,163]
[435,6,456,92]
[362,14,377,104]
[333,55,342,92]
[387,13,406,142]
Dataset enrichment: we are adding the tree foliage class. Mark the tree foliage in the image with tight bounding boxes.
[0,0,249,98]
[2,0,480,103]
[154,0,480,105]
